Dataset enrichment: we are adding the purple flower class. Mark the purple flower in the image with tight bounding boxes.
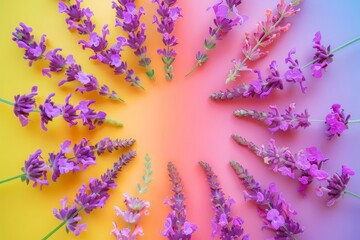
[51,150,135,237]
[211,62,283,100]
[61,94,78,127]
[316,165,355,206]
[152,0,182,80]
[76,100,106,130]
[12,22,34,45]
[325,104,350,139]
[311,31,333,78]
[162,162,197,239]
[232,135,329,194]
[199,161,247,239]
[39,93,62,131]
[234,103,310,133]
[12,22,47,66]
[95,137,136,155]
[284,48,307,93]
[21,149,49,189]
[230,161,304,239]
[78,24,109,54]
[114,193,150,224]
[48,140,79,182]
[73,138,96,170]
[53,197,86,236]
[58,0,95,34]
[41,48,69,77]
[13,86,38,126]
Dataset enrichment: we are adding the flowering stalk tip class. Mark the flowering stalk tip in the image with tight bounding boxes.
[111,154,152,239]
[199,161,248,239]
[230,160,304,239]
[162,162,197,239]
[186,0,247,77]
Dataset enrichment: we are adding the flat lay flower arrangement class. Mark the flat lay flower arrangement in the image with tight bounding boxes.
[0,0,359,239]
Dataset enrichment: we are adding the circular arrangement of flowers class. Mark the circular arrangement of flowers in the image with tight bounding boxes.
[0,0,359,239]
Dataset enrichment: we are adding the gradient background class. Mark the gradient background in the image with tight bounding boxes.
[0,0,359,239]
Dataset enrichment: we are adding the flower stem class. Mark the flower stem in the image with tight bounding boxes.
[344,190,360,199]
[105,118,123,127]
[185,64,199,77]
[331,36,360,54]
[42,206,83,240]
[0,174,26,184]
[0,98,15,106]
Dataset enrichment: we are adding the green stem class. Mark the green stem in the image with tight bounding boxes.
[0,98,15,106]
[331,36,360,54]
[42,206,83,240]
[310,119,360,123]
[0,174,26,184]
[105,118,123,127]
[344,190,360,199]
[185,64,199,77]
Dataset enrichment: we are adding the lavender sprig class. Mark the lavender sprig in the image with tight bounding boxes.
[152,0,182,80]
[162,162,197,239]
[316,165,359,206]
[0,86,123,130]
[211,32,360,100]
[234,103,310,133]
[44,150,136,239]
[226,0,301,83]
[112,0,155,80]
[111,154,153,239]
[234,103,358,139]
[232,134,329,194]
[185,0,247,76]
[199,161,248,240]
[0,137,135,186]
[12,22,123,102]
[230,161,304,239]
[58,1,143,88]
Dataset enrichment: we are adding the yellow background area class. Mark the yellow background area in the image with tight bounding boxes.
[0,0,176,239]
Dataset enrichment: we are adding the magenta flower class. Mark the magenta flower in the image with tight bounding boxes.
[162,162,197,239]
[311,31,333,78]
[284,48,307,93]
[234,103,310,133]
[78,24,109,54]
[230,161,304,239]
[210,61,283,100]
[21,149,49,189]
[76,100,106,130]
[199,161,248,239]
[316,165,355,206]
[13,86,38,126]
[232,134,329,194]
[325,104,350,139]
